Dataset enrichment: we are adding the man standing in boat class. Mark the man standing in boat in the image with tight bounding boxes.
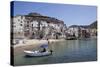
[40,39,53,54]
[41,47,46,52]
[40,39,49,52]
[47,39,53,54]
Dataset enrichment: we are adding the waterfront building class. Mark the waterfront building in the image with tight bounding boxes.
[89,28,97,36]
[67,25,91,39]
[12,16,25,39]
[67,26,79,38]
[11,13,67,42]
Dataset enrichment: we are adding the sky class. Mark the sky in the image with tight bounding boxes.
[11,1,97,26]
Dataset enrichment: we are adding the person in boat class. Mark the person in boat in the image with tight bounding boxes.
[47,38,53,54]
[40,39,53,53]
[41,47,46,52]
[40,44,47,53]
[40,39,49,52]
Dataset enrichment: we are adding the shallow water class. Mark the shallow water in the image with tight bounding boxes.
[14,38,97,66]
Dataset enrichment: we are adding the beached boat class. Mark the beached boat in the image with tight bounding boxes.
[24,50,52,57]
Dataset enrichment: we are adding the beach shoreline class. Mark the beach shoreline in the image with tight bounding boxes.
[13,39,66,48]
[12,39,65,56]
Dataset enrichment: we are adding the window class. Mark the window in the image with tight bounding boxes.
[21,21,22,23]
[18,32,20,34]
[27,25,29,27]
[20,24,22,26]
[32,24,33,27]
[27,21,29,23]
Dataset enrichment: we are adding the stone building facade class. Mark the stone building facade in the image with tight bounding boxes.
[67,26,91,39]
[11,13,67,40]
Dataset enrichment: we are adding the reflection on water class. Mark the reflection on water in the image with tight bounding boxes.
[14,38,97,66]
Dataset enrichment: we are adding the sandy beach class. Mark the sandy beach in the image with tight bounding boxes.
[13,39,65,56]
[13,39,65,48]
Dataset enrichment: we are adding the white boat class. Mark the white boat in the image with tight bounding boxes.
[24,50,52,57]
[24,43,53,57]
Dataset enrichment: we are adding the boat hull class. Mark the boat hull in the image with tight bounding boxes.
[24,50,52,57]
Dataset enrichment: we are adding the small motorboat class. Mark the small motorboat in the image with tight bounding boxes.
[24,43,53,57]
[24,50,52,57]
